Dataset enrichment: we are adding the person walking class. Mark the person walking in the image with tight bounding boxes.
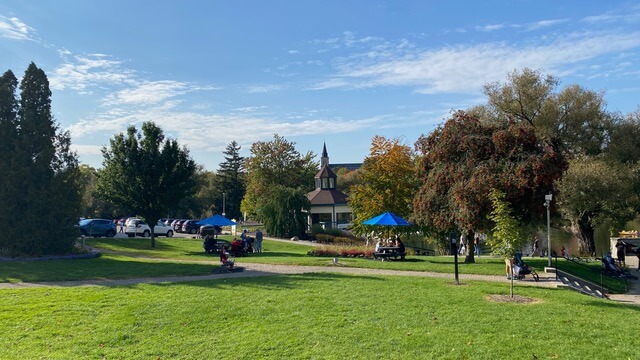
[255,229,263,253]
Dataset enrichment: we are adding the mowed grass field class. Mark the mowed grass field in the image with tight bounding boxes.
[1,273,639,359]
[1,237,638,359]
[0,236,627,292]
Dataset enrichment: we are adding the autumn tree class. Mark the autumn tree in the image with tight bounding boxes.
[0,63,82,256]
[241,134,316,236]
[96,122,197,247]
[413,111,566,262]
[334,167,360,195]
[349,136,418,235]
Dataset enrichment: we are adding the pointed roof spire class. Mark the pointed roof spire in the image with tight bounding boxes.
[322,142,328,158]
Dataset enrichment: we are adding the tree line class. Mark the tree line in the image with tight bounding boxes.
[2,63,639,256]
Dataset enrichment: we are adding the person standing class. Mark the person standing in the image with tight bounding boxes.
[615,240,626,267]
[255,229,263,253]
[459,237,466,255]
[474,236,481,257]
[532,238,540,257]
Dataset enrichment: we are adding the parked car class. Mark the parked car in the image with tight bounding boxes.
[181,220,201,234]
[199,225,222,237]
[125,218,174,237]
[78,219,116,237]
[173,219,187,233]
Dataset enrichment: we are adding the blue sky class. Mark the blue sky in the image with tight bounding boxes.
[1,1,639,171]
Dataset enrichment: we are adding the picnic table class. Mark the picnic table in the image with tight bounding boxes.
[374,246,406,261]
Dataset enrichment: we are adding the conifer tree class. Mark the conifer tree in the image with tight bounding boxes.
[0,70,19,251]
[216,141,245,220]
[0,63,81,256]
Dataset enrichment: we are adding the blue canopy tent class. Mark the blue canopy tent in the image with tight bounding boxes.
[362,212,413,239]
[198,214,237,226]
[362,212,413,226]
[198,214,237,238]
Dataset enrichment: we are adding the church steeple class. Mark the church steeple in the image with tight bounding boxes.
[321,142,329,167]
[315,143,337,190]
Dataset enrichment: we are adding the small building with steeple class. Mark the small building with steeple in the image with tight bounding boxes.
[306,143,353,229]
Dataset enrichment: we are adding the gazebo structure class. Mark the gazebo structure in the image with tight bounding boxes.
[306,143,352,230]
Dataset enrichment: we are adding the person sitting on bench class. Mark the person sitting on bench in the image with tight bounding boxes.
[602,251,620,275]
[395,235,405,254]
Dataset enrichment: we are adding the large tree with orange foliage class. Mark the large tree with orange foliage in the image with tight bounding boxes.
[349,136,418,235]
[413,111,567,262]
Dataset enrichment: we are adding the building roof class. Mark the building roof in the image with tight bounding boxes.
[315,164,337,179]
[306,188,348,205]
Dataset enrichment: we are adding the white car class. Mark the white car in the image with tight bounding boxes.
[125,218,174,238]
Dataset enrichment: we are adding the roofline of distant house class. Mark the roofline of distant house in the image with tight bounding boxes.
[329,163,362,171]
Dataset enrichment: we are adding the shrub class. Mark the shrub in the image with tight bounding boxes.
[307,245,374,258]
[315,234,335,244]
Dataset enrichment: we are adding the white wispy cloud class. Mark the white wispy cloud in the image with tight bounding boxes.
[68,105,379,156]
[49,53,135,91]
[0,16,34,41]
[245,84,284,93]
[475,24,506,32]
[524,18,569,31]
[103,81,190,106]
[70,144,103,155]
[311,31,640,94]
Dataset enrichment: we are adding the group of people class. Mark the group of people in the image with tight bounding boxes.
[458,235,482,257]
[604,239,640,273]
[218,229,264,271]
[374,235,405,254]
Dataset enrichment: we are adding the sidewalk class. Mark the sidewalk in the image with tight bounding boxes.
[2,254,638,306]
[0,262,569,291]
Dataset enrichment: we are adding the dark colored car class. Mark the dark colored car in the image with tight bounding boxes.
[199,225,222,237]
[181,220,201,234]
[78,219,117,237]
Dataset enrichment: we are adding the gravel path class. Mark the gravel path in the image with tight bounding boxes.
[2,247,638,306]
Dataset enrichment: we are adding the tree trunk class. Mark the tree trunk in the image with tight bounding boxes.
[576,215,595,256]
[150,227,156,248]
[464,230,475,263]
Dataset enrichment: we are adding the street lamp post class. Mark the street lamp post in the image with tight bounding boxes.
[222,192,226,217]
[544,194,552,266]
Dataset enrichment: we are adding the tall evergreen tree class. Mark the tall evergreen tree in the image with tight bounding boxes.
[0,63,81,256]
[0,70,19,251]
[216,141,245,220]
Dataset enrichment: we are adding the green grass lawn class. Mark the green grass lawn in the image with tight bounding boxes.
[1,274,638,359]
[0,237,627,293]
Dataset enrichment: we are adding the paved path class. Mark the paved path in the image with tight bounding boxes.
[2,249,638,306]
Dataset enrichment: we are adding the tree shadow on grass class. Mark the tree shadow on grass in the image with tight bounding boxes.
[148,271,388,291]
